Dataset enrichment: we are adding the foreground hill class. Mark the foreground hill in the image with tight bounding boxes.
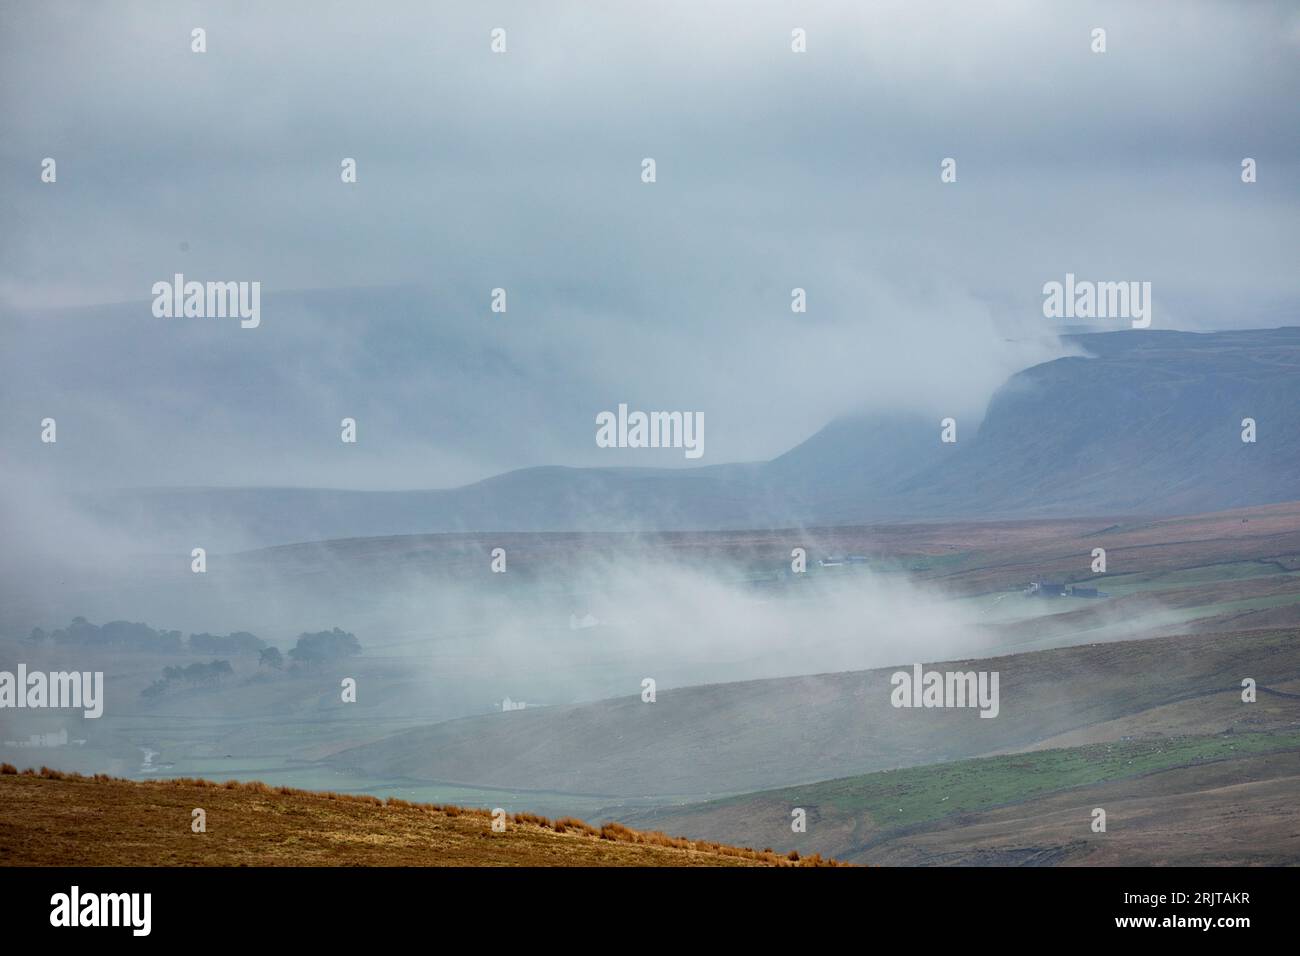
[0,770,833,867]
[331,628,1300,799]
[622,729,1300,866]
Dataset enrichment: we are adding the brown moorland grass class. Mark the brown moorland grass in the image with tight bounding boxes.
[0,767,844,867]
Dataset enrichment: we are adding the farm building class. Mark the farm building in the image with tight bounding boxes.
[1024,580,1110,599]
[1067,586,1109,598]
[1024,580,1065,597]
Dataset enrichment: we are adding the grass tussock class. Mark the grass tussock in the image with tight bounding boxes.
[512,811,551,827]
[552,816,598,836]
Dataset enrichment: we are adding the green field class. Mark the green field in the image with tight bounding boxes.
[677,729,1300,832]
[1094,561,1298,596]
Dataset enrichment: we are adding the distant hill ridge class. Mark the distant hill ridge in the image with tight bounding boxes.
[87,328,1300,547]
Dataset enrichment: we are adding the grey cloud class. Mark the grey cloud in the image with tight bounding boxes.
[1,0,1296,494]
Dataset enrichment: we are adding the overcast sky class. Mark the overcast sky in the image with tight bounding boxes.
[1,0,1297,492]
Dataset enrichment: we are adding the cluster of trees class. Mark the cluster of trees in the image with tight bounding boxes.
[30,620,365,698]
[27,618,267,656]
[286,628,362,666]
[141,660,234,698]
[29,618,183,653]
[254,629,362,671]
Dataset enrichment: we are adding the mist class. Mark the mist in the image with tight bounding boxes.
[4,1,1298,496]
[1,0,1296,869]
